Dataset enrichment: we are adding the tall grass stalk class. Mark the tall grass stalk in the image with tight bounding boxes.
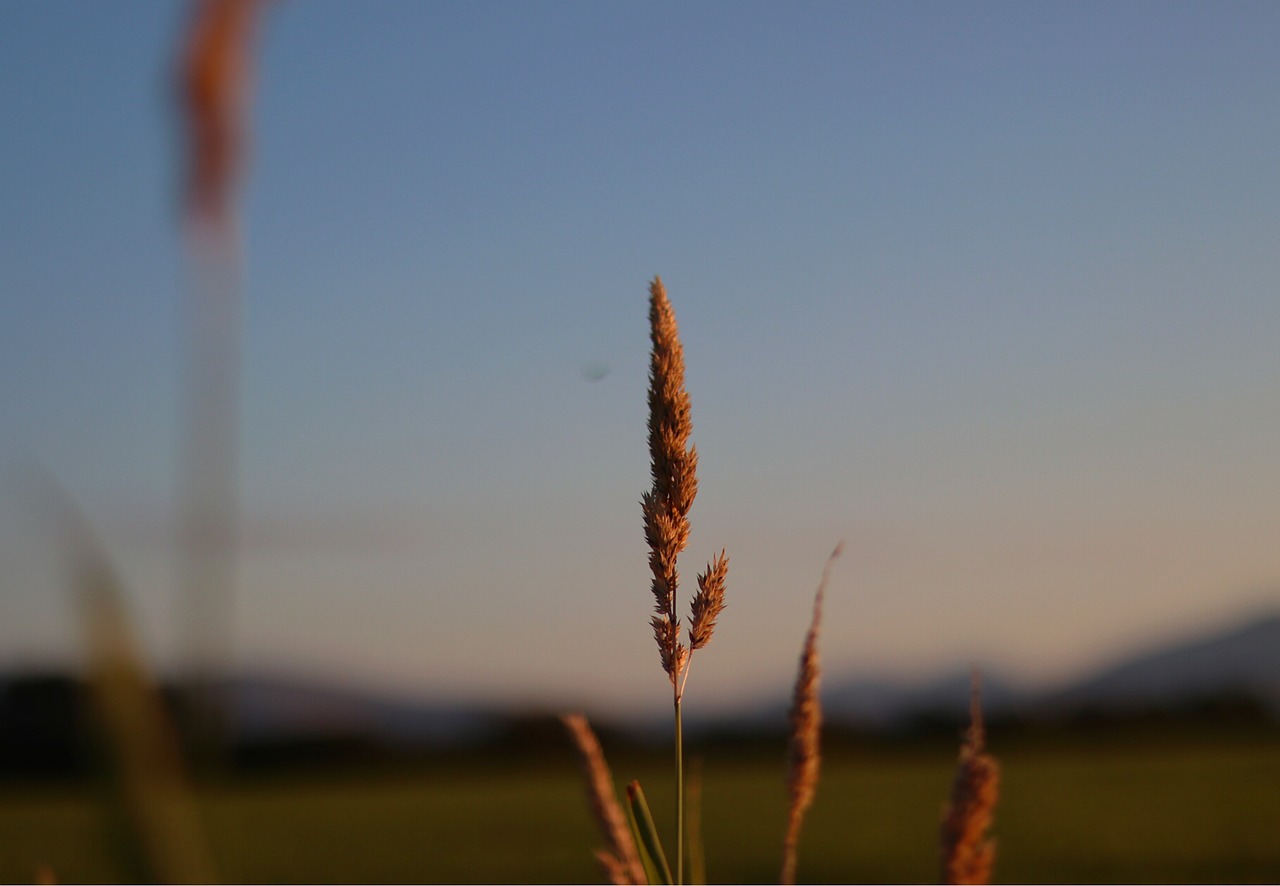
[176,0,265,784]
[642,277,728,883]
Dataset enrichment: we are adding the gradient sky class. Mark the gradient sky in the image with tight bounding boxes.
[2,1,1279,719]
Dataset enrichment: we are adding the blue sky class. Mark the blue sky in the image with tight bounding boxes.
[2,1,1279,718]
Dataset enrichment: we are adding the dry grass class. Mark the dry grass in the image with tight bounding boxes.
[560,714,646,886]
[175,0,265,775]
[781,543,841,885]
[689,551,729,652]
[642,276,700,688]
[939,673,1000,885]
[179,0,262,232]
[638,276,734,883]
[567,279,1005,885]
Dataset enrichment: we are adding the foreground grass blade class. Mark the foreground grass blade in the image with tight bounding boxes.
[36,470,218,883]
[626,803,661,886]
[627,781,673,885]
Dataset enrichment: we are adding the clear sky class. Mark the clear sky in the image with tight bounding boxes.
[2,1,1279,719]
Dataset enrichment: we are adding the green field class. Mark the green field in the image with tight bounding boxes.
[2,739,1278,883]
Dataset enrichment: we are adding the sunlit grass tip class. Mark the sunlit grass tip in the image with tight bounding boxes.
[781,542,842,885]
[939,669,1000,886]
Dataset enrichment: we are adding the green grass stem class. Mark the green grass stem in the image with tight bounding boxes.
[627,780,673,885]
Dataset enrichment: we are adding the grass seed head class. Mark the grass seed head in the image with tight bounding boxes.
[179,0,263,233]
[781,543,841,885]
[689,550,729,650]
[643,277,699,684]
[561,714,646,885]
[940,672,1000,886]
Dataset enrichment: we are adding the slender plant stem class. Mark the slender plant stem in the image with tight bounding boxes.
[674,689,684,886]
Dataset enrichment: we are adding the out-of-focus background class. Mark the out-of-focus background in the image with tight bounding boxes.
[1,2,1279,882]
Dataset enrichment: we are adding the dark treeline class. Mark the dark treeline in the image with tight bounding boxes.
[2,671,1277,783]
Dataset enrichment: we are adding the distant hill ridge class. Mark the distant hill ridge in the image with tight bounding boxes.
[1046,610,1280,710]
[2,609,1277,751]
[819,609,1280,727]
[223,608,1280,735]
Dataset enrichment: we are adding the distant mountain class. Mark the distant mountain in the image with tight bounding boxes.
[1045,612,1280,712]
[815,610,1280,727]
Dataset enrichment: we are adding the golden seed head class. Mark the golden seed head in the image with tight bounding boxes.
[689,550,729,650]
[781,544,841,885]
[180,0,263,230]
[643,277,699,681]
[786,592,823,816]
[940,673,1000,886]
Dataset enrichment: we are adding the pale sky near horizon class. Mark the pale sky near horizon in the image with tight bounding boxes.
[2,1,1279,719]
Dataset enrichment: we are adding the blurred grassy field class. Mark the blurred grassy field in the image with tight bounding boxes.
[1,738,1278,883]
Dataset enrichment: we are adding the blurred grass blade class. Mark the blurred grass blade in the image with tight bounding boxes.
[627,780,672,885]
[560,713,646,884]
[625,804,660,886]
[37,470,218,884]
